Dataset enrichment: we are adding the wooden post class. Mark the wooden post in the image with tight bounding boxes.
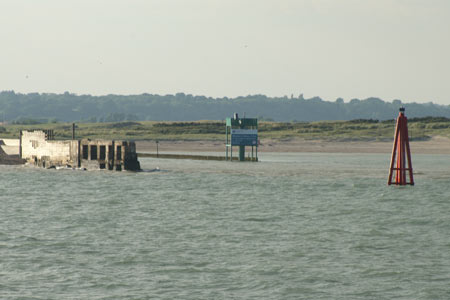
[156,140,159,157]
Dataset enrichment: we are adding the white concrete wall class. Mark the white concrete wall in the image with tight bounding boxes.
[0,139,20,155]
[21,131,73,164]
[1,139,20,146]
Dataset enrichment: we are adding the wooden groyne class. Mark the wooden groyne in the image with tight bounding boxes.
[138,153,258,161]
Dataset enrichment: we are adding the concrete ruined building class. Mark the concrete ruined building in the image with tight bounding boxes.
[20,130,140,171]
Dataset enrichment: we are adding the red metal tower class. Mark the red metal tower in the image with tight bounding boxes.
[388,107,414,185]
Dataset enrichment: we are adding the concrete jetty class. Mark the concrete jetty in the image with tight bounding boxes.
[18,130,141,171]
[0,139,25,165]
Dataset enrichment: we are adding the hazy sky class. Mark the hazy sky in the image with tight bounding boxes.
[1,0,449,104]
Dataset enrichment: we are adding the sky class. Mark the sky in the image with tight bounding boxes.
[0,0,449,104]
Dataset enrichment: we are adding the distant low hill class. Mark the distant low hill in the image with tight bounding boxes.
[1,91,449,123]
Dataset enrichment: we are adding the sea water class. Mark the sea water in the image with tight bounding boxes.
[1,153,449,299]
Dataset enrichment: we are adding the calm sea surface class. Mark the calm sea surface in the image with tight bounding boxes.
[1,153,449,299]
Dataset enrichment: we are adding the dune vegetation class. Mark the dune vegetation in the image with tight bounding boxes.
[2,117,450,142]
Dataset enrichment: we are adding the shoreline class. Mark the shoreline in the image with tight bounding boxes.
[135,136,450,155]
[3,136,450,166]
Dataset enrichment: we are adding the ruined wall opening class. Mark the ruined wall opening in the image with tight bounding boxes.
[108,145,114,159]
[99,163,106,169]
[116,146,122,160]
[82,145,88,159]
[91,145,97,160]
[99,145,106,160]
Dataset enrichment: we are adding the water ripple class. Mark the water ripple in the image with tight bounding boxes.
[1,154,449,299]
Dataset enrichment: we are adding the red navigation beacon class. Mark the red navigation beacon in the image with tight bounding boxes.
[388,107,414,185]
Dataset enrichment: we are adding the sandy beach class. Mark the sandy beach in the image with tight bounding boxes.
[135,136,450,155]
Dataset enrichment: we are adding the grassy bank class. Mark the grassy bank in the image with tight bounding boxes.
[2,117,450,141]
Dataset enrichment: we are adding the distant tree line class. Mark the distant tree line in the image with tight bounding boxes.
[1,90,449,123]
